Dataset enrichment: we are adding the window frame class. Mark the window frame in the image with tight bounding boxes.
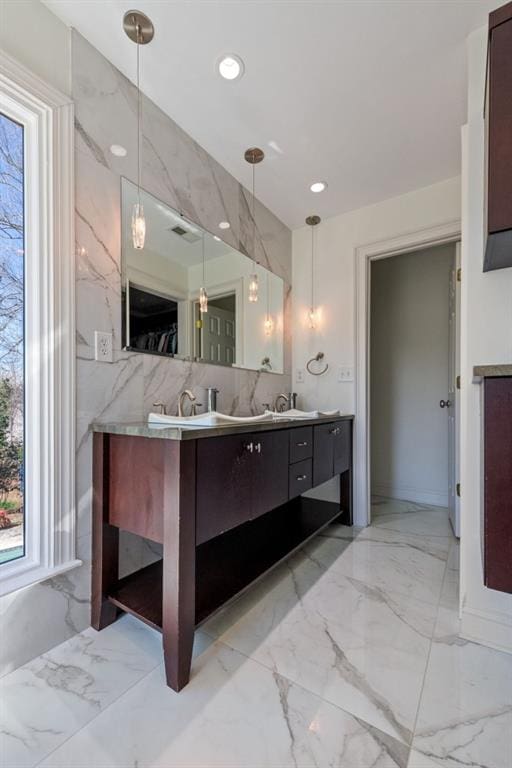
[0,51,78,595]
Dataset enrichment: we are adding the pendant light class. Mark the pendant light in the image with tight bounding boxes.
[199,232,208,313]
[244,147,264,302]
[306,215,321,329]
[264,272,274,335]
[123,10,154,250]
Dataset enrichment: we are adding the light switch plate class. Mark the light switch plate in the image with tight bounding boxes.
[94,331,113,363]
[338,365,354,382]
[296,368,305,384]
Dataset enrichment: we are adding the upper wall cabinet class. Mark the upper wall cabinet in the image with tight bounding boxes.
[484,1,512,271]
[120,178,285,374]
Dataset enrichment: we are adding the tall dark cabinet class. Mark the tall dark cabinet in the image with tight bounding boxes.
[483,377,512,593]
[484,1,512,271]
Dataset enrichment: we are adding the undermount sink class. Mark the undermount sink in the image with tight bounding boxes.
[147,411,275,428]
[148,408,341,428]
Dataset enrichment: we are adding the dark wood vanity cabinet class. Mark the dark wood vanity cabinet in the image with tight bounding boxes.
[196,430,289,545]
[314,421,351,485]
[483,377,512,593]
[91,415,353,692]
[484,2,512,271]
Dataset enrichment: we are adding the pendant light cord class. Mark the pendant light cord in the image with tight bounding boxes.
[202,232,205,285]
[136,21,141,202]
[252,162,256,267]
[311,224,315,310]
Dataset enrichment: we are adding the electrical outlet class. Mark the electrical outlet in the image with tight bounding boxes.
[94,331,113,363]
[296,368,305,384]
[338,365,354,382]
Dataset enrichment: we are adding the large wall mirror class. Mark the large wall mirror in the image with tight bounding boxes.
[121,178,284,373]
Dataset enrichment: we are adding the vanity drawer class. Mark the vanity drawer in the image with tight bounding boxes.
[289,427,313,464]
[289,458,313,499]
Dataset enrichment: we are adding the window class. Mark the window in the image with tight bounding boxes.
[0,51,78,595]
[0,113,24,564]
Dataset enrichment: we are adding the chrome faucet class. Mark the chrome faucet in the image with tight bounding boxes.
[178,389,201,417]
[274,392,297,413]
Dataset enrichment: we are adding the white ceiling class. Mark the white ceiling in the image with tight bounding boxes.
[44,0,497,230]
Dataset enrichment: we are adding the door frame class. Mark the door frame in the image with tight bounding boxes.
[354,220,461,527]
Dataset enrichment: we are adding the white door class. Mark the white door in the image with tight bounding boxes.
[201,305,236,365]
[447,242,461,537]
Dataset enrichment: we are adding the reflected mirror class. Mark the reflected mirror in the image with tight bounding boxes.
[121,178,284,373]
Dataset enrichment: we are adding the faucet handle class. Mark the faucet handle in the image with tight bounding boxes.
[152,402,167,415]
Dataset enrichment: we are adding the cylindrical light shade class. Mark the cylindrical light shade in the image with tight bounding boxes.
[131,202,146,249]
[249,272,259,302]
[199,286,208,313]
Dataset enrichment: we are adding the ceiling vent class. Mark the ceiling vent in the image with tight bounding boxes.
[168,225,201,244]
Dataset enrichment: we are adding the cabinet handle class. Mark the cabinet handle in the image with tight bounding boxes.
[297,441,308,447]
[296,474,307,481]
[255,442,262,453]
[244,442,254,453]
[329,427,340,435]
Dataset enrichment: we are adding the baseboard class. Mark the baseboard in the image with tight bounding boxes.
[372,483,448,508]
[460,606,512,655]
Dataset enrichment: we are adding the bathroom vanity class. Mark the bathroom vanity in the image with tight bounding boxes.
[91,415,353,691]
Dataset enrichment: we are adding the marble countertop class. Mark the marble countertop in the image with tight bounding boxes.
[91,413,354,441]
[473,364,512,381]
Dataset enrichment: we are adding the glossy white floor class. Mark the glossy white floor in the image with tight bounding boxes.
[1,498,511,768]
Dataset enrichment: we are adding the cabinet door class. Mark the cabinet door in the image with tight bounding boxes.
[252,430,289,518]
[196,434,254,545]
[333,421,351,475]
[313,423,335,486]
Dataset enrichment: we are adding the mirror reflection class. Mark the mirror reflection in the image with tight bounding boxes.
[121,178,284,373]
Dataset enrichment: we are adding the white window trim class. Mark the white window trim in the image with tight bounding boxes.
[0,51,79,596]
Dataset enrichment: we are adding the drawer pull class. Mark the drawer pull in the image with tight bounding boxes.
[297,441,308,447]
[255,442,262,454]
[296,474,308,481]
[330,427,341,435]
[244,442,254,453]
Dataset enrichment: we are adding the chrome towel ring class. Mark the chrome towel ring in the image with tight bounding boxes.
[306,352,329,376]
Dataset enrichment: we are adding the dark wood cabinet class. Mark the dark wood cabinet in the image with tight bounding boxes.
[484,377,512,593]
[196,434,254,545]
[289,426,313,464]
[484,2,512,271]
[313,420,349,485]
[252,431,289,519]
[92,415,353,692]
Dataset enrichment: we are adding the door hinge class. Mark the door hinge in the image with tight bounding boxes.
[457,268,462,282]
[456,483,461,498]
[456,375,461,390]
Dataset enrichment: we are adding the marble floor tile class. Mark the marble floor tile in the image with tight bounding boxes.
[203,546,437,745]
[38,641,410,768]
[0,616,210,768]
[412,622,512,768]
[2,498,507,768]
[371,498,453,539]
[303,525,449,606]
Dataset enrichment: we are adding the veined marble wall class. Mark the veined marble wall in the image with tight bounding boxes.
[0,32,291,676]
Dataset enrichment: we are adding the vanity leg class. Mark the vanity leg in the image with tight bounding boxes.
[338,467,353,526]
[162,440,196,692]
[91,432,119,630]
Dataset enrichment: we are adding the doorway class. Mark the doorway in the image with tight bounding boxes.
[369,242,460,536]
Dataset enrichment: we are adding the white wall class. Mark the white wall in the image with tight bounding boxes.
[459,27,512,653]
[371,245,454,507]
[0,0,70,95]
[292,176,461,511]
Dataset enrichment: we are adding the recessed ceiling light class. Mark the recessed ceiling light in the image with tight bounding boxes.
[218,221,230,230]
[310,181,327,193]
[213,235,221,241]
[217,54,244,81]
[110,144,127,157]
